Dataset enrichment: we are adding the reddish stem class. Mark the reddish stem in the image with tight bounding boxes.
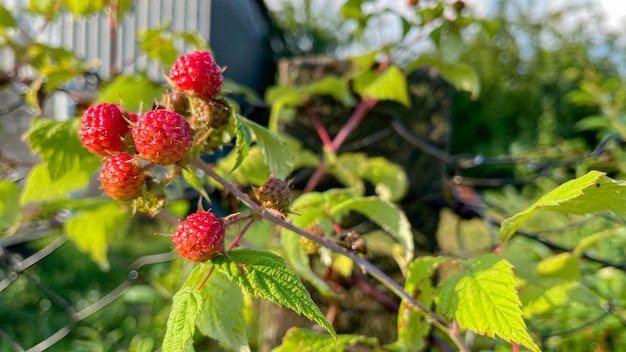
[227,218,258,250]
[305,102,332,149]
[195,265,215,290]
[330,98,378,152]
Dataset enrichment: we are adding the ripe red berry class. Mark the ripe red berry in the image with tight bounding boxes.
[132,109,193,165]
[99,153,145,201]
[172,211,225,262]
[79,103,130,157]
[169,51,224,99]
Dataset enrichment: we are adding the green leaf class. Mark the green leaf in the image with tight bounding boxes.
[20,164,95,204]
[64,202,130,270]
[407,57,480,99]
[397,256,449,351]
[0,4,16,28]
[0,181,21,234]
[272,327,377,352]
[575,115,611,132]
[535,253,580,280]
[162,287,203,352]
[573,228,626,257]
[436,255,540,352]
[330,196,414,264]
[522,280,600,317]
[62,0,105,15]
[213,249,336,339]
[98,73,164,113]
[359,65,411,107]
[185,266,250,352]
[174,32,211,52]
[242,118,294,180]
[302,76,355,107]
[265,85,305,132]
[182,168,209,200]
[364,157,408,202]
[23,118,100,181]
[340,0,364,20]
[500,171,626,242]
[138,24,178,67]
[232,114,253,173]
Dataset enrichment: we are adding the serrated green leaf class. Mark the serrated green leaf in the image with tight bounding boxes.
[162,287,203,352]
[64,202,130,270]
[437,255,539,352]
[330,196,414,264]
[397,256,450,351]
[0,181,21,234]
[213,249,336,339]
[23,118,100,181]
[407,57,480,99]
[535,253,580,280]
[98,73,163,113]
[184,266,250,352]
[500,171,626,242]
[20,164,95,204]
[302,76,355,107]
[573,228,626,257]
[0,4,16,28]
[182,168,209,200]
[242,118,294,180]
[272,327,377,352]
[232,114,253,173]
[359,65,411,107]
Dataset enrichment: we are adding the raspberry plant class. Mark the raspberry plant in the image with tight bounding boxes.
[4,1,626,352]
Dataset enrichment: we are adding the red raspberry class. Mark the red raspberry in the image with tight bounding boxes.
[172,211,225,262]
[169,51,224,99]
[79,103,130,157]
[132,109,193,165]
[99,153,145,201]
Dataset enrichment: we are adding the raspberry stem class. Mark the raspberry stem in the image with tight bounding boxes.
[190,156,470,351]
[227,218,259,251]
[195,265,215,290]
[305,102,332,149]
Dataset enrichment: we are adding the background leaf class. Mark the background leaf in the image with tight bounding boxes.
[213,249,336,339]
[500,171,626,242]
[357,65,411,107]
[64,202,130,270]
[242,118,294,180]
[272,327,377,352]
[20,164,95,204]
[23,118,101,181]
[98,73,164,113]
[0,181,22,234]
[162,287,203,352]
[232,114,253,173]
[330,196,414,264]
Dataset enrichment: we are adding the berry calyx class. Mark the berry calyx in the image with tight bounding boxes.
[169,51,224,99]
[256,177,292,212]
[172,211,226,262]
[99,153,145,201]
[79,103,130,157]
[132,109,193,165]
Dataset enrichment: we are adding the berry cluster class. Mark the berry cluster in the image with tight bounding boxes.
[78,51,229,209]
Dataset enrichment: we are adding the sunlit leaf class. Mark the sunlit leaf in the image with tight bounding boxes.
[535,253,580,280]
[436,255,540,352]
[185,266,250,352]
[272,327,377,352]
[359,65,411,107]
[98,73,164,113]
[407,57,480,99]
[162,287,203,352]
[21,164,95,204]
[64,202,130,270]
[500,171,626,242]
[213,249,337,339]
[0,181,21,234]
[242,118,294,180]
